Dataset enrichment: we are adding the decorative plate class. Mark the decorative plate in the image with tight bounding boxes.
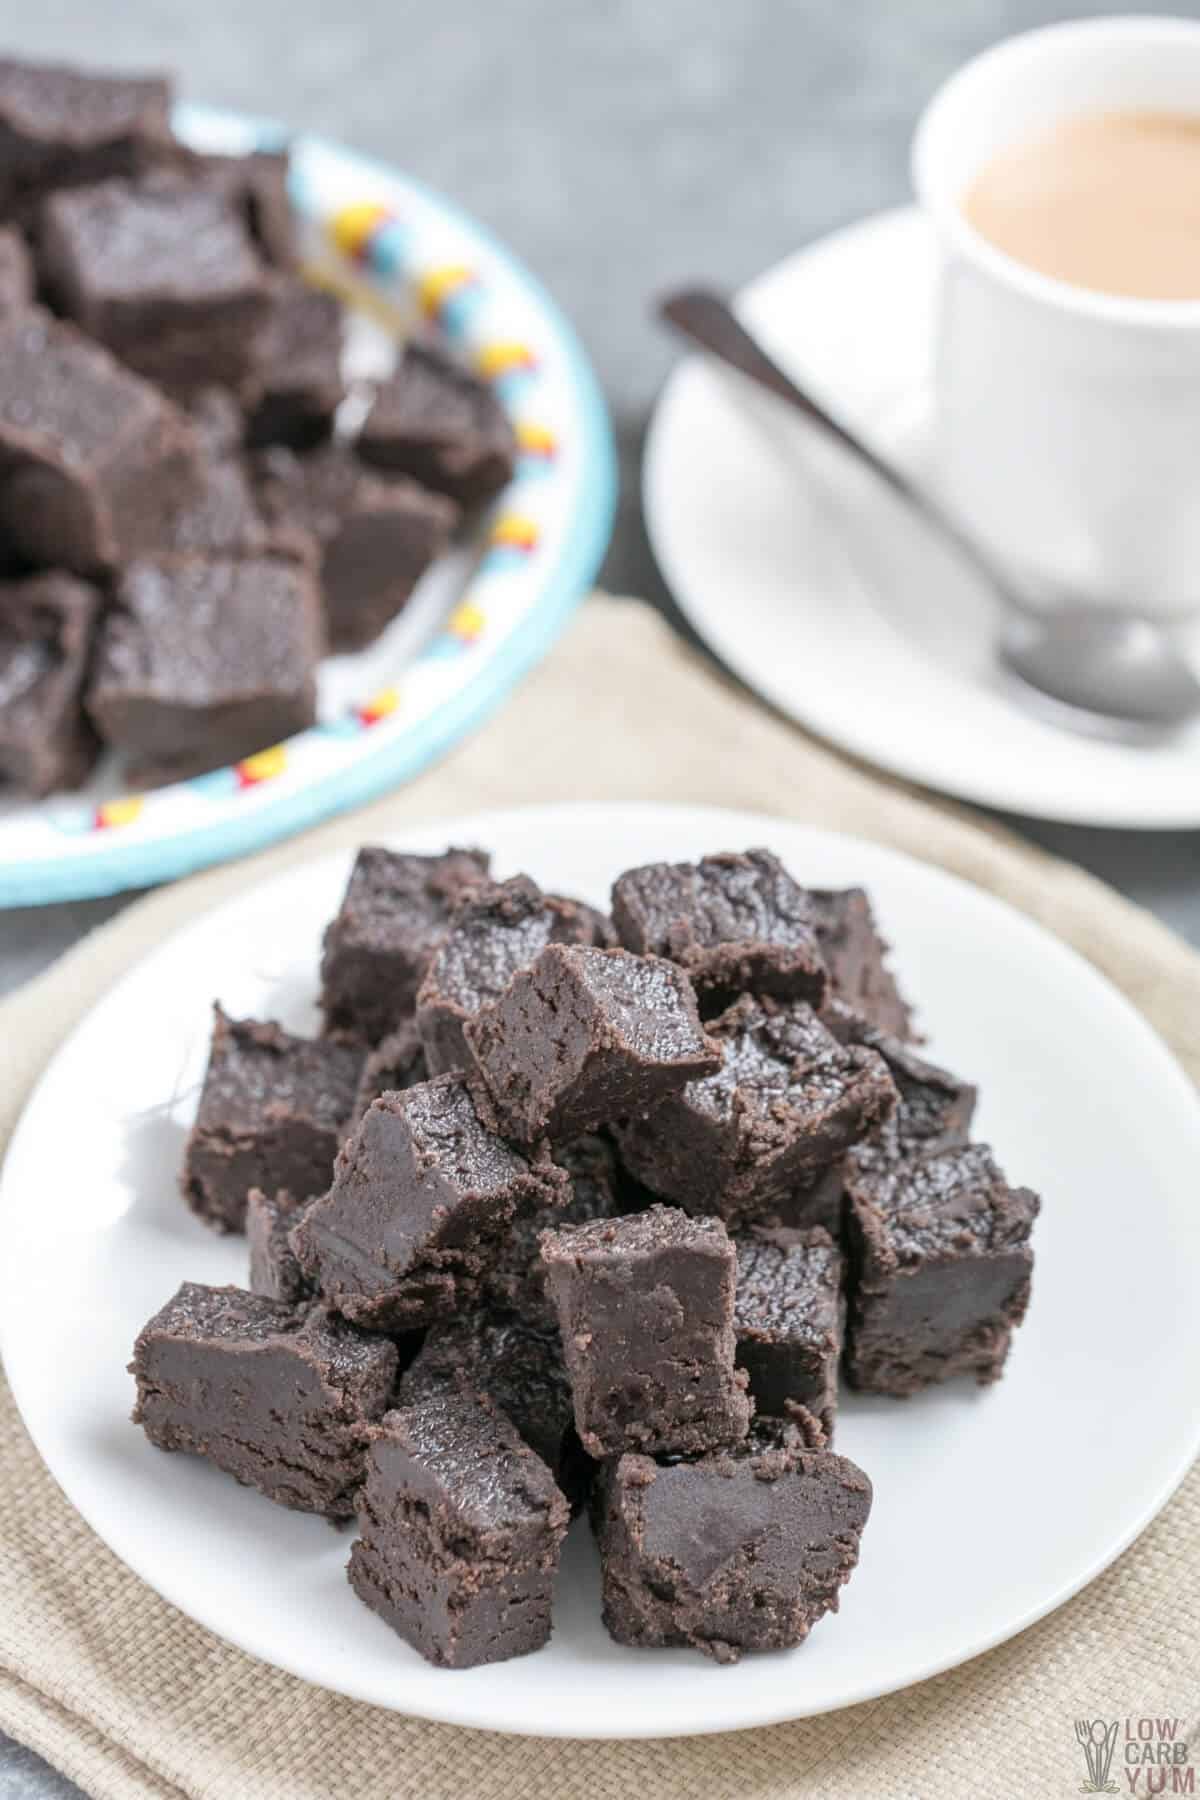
[0,105,616,907]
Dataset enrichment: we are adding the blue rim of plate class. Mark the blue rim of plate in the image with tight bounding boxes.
[0,105,617,909]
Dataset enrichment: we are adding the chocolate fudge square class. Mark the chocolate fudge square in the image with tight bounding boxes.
[181,1007,363,1234]
[465,943,720,1144]
[131,1282,397,1518]
[401,1308,587,1507]
[595,1417,872,1662]
[357,339,516,508]
[40,176,272,392]
[255,442,458,651]
[0,310,202,575]
[416,875,608,1077]
[0,573,101,796]
[88,552,323,785]
[319,845,489,1043]
[844,1143,1039,1395]
[486,1133,628,1323]
[190,148,298,271]
[541,1204,751,1459]
[349,1017,430,1130]
[155,446,276,559]
[293,1071,565,1330]
[734,1226,843,1433]
[612,848,827,1008]
[0,226,33,319]
[805,887,915,1041]
[247,1188,313,1306]
[245,282,345,449]
[348,1386,569,1668]
[826,1001,977,1157]
[614,996,896,1227]
[0,59,172,216]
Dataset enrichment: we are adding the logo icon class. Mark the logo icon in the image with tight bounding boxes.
[1076,1719,1120,1793]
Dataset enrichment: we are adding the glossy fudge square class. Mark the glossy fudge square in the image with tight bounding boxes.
[87,552,323,786]
[486,1133,628,1323]
[0,58,172,215]
[348,1017,429,1131]
[540,1204,751,1459]
[844,1143,1039,1395]
[131,1282,397,1518]
[595,1417,872,1662]
[400,1308,586,1507]
[0,226,33,318]
[0,310,202,575]
[293,1071,565,1330]
[417,875,608,1077]
[181,1007,363,1234]
[319,845,489,1043]
[255,442,458,651]
[246,1188,313,1306]
[357,339,516,508]
[465,943,720,1144]
[348,1386,569,1668]
[805,887,915,1041]
[612,848,827,1008]
[245,282,345,449]
[40,176,273,392]
[614,995,896,1227]
[734,1226,843,1433]
[0,573,101,796]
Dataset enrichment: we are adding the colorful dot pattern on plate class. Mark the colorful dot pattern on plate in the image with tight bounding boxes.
[0,104,615,903]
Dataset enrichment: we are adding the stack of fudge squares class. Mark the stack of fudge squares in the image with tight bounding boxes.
[131,843,1041,1669]
[0,56,516,798]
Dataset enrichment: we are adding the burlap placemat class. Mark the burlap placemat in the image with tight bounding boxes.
[1,598,1196,1800]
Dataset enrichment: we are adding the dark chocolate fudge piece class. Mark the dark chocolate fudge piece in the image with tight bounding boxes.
[40,176,273,393]
[0,310,202,575]
[319,845,489,1043]
[844,1143,1038,1395]
[416,875,608,1077]
[805,887,915,1041]
[614,996,896,1227]
[181,1006,363,1234]
[348,1017,429,1130]
[0,573,101,796]
[245,282,345,449]
[486,1133,628,1323]
[187,386,246,460]
[540,1204,751,1458]
[595,1416,872,1662]
[465,943,721,1144]
[348,1386,569,1667]
[293,1071,565,1330]
[357,339,516,508]
[825,1001,977,1157]
[247,1188,314,1306]
[734,1226,843,1432]
[131,1282,397,1518]
[0,226,33,318]
[0,59,172,216]
[154,447,274,559]
[255,442,458,651]
[400,1309,587,1507]
[189,148,298,271]
[612,848,827,1008]
[88,552,323,785]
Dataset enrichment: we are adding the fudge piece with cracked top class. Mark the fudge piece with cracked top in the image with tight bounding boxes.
[130,1281,397,1518]
[734,1225,843,1432]
[0,572,101,796]
[319,845,489,1043]
[292,1071,565,1330]
[540,1203,751,1459]
[465,942,721,1144]
[181,1006,363,1234]
[357,339,516,507]
[348,1385,569,1667]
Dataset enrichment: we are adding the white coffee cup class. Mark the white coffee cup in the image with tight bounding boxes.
[912,16,1200,623]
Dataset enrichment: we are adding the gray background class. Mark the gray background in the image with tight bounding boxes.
[1,1,1198,1792]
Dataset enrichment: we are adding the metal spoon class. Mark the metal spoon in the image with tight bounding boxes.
[659,286,1200,735]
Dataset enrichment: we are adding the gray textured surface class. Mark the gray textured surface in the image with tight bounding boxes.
[1,2,1198,1793]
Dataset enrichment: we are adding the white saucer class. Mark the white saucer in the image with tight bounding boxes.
[3,803,1200,1736]
[643,207,1200,829]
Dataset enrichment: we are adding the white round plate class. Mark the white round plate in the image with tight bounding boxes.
[644,208,1200,829]
[3,803,1198,1738]
[0,106,615,908]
